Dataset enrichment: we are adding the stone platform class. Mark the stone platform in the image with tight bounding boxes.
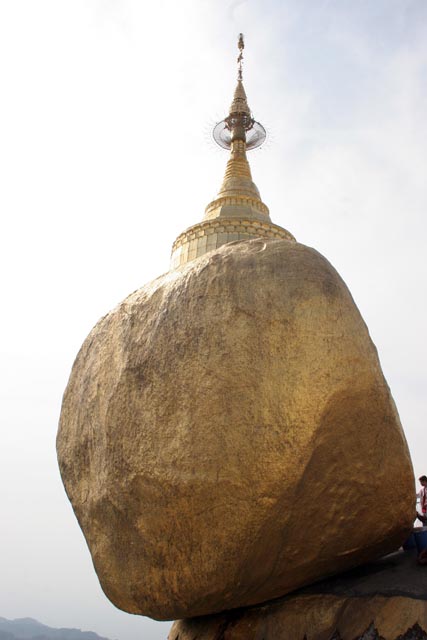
[168,550,427,640]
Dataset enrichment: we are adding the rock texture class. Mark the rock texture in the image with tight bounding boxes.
[169,596,427,640]
[168,551,427,639]
[57,238,414,620]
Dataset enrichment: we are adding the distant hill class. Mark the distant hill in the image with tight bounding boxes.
[0,618,114,640]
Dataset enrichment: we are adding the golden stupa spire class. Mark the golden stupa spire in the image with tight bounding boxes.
[170,35,295,270]
[205,34,269,221]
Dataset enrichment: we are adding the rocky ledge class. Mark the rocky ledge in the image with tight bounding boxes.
[169,550,427,639]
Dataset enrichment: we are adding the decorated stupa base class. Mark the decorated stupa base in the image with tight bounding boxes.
[168,551,427,640]
[170,216,293,269]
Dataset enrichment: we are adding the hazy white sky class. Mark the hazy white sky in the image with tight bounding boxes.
[0,1,426,639]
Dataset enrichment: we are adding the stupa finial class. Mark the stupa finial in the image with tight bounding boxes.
[237,33,244,82]
[213,35,266,150]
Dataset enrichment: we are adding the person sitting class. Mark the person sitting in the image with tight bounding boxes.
[418,475,427,520]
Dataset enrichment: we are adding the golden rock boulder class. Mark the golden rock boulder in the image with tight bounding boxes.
[57,238,414,620]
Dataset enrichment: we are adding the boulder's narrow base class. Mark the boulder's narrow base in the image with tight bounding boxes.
[168,551,427,640]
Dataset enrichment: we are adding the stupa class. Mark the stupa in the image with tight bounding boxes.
[57,35,414,624]
[170,34,294,269]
